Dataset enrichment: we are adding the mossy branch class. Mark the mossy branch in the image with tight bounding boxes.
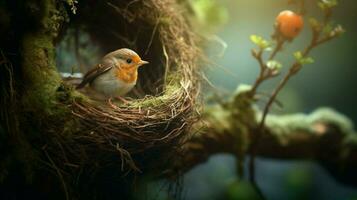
[168,92,357,186]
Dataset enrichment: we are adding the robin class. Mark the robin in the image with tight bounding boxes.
[76,48,149,105]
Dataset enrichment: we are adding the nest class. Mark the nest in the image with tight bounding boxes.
[56,0,201,174]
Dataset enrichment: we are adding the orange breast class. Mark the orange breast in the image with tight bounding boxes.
[115,66,138,84]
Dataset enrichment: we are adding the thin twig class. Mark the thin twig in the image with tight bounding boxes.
[43,149,70,200]
[248,3,343,196]
[162,44,170,89]
[145,16,160,55]
[250,38,285,96]
[249,3,342,187]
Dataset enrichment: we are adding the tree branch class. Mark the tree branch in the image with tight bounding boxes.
[168,93,357,185]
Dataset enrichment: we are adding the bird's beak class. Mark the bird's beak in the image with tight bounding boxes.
[138,60,149,66]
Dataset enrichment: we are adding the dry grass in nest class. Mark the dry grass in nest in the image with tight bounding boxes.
[59,0,202,173]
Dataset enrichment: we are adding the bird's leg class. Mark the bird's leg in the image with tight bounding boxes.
[107,97,119,109]
[115,96,130,104]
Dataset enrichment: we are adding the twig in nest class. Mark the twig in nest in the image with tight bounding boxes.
[162,44,170,88]
[43,148,70,200]
[145,16,160,55]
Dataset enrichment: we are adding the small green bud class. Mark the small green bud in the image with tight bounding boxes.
[250,35,271,50]
[318,0,338,11]
[332,25,346,36]
[267,60,283,71]
[294,51,314,65]
[309,17,321,31]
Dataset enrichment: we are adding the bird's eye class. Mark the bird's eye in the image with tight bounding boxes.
[126,58,132,64]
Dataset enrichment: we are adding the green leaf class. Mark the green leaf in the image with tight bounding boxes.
[265,47,273,52]
[190,0,228,29]
[301,57,315,65]
[318,0,338,10]
[250,35,260,44]
[323,23,333,34]
[250,35,270,50]
[294,51,314,65]
[294,51,303,60]
[266,60,283,70]
[309,17,321,31]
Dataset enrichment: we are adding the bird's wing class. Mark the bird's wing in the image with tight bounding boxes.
[76,63,113,89]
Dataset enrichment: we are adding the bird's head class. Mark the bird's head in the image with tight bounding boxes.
[103,48,149,69]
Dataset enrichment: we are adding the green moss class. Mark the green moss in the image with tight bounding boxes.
[204,104,231,133]
[21,0,66,116]
[308,107,354,136]
[11,0,74,183]
[128,74,182,108]
[307,108,357,158]
[265,113,312,144]
[230,85,256,159]
[204,84,257,159]
[265,108,357,145]
[56,82,88,103]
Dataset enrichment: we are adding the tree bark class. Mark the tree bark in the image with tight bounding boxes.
[169,89,357,185]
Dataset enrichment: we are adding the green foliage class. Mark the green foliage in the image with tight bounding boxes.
[322,22,333,34]
[190,0,228,31]
[309,18,345,38]
[250,35,271,50]
[311,0,345,40]
[285,167,313,200]
[329,25,345,37]
[267,60,283,71]
[309,17,321,31]
[318,0,338,10]
[225,180,261,200]
[293,51,314,65]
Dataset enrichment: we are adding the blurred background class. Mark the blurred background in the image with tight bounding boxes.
[182,0,357,199]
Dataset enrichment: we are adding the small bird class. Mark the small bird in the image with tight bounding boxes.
[76,48,149,105]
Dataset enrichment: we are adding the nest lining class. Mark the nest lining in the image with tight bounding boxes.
[57,0,201,172]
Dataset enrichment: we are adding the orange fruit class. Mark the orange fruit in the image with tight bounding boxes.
[276,10,304,39]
